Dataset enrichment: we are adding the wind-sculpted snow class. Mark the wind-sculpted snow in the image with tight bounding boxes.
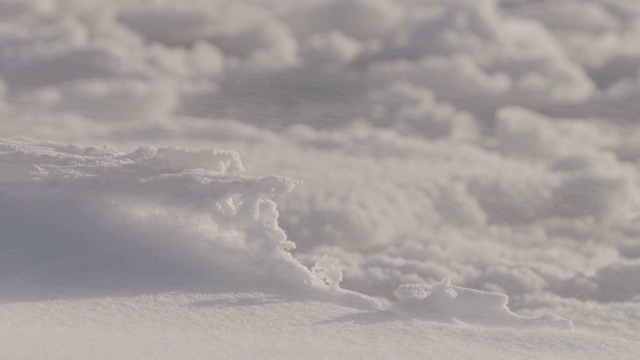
[0,138,382,310]
[391,278,572,329]
[1,0,640,348]
[0,140,287,291]
[1,138,579,329]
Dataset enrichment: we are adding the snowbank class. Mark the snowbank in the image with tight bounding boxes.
[0,138,352,302]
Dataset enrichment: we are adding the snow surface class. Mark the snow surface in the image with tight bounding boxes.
[1,0,640,358]
[1,292,638,360]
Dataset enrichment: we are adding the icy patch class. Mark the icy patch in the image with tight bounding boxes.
[390,278,572,329]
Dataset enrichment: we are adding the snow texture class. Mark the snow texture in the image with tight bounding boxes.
[391,278,571,329]
[1,0,640,357]
[0,138,378,308]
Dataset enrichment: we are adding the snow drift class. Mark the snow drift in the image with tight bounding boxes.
[0,138,325,301]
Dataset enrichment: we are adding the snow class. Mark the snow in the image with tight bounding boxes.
[2,292,638,360]
[1,138,637,358]
[1,0,640,358]
[0,139,364,303]
[391,278,571,329]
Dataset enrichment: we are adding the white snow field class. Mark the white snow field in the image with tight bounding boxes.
[1,0,640,358]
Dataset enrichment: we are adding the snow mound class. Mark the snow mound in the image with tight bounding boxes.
[0,138,376,307]
[390,278,573,329]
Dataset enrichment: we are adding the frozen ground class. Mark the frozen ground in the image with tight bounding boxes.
[0,0,639,358]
